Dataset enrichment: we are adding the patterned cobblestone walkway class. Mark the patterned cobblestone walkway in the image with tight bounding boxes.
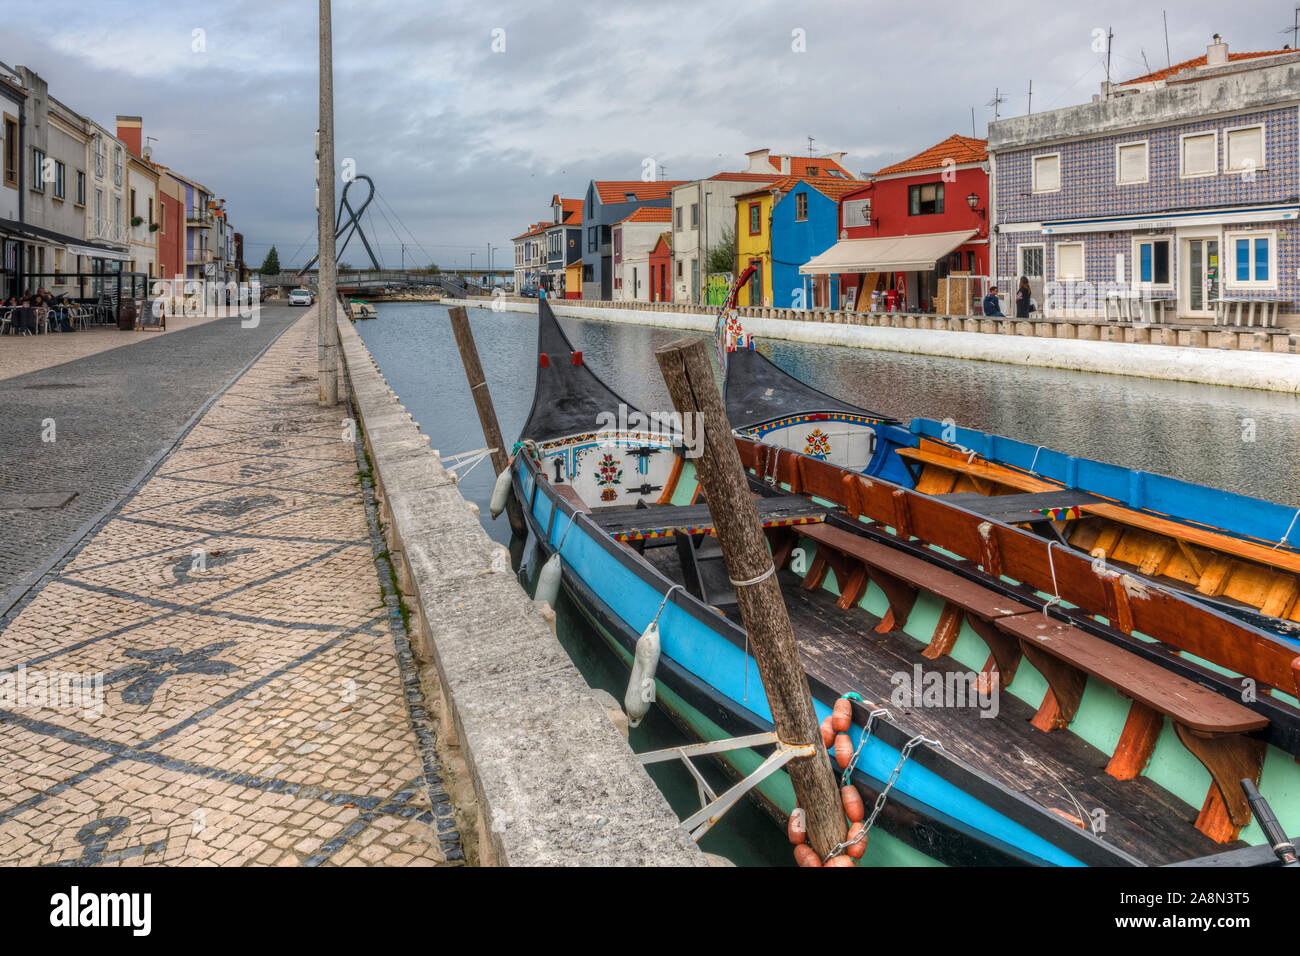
[0,313,464,866]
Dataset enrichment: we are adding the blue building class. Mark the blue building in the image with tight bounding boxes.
[769,178,862,309]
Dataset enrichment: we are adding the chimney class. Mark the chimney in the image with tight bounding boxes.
[821,151,847,165]
[1206,34,1229,68]
[745,148,771,173]
[780,155,791,174]
[116,115,143,157]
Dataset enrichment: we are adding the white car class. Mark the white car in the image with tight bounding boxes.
[288,288,313,306]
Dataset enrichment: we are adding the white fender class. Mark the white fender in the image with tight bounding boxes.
[624,621,661,728]
[534,552,562,606]
[489,466,513,519]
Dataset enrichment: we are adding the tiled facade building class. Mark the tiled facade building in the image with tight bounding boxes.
[990,38,1300,325]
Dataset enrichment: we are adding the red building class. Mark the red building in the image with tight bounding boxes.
[802,135,989,313]
[648,232,671,302]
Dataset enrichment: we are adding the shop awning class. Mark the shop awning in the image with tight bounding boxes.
[66,243,130,262]
[799,230,977,275]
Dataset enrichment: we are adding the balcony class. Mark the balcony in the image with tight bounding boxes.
[92,218,128,244]
[186,212,214,228]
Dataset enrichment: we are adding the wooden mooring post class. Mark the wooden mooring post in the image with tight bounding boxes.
[448,306,528,538]
[655,336,846,860]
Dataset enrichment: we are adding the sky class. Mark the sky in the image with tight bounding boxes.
[4,0,1294,272]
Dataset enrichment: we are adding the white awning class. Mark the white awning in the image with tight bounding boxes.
[66,243,131,262]
[799,230,977,275]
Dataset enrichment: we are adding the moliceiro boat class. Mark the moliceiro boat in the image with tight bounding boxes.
[505,297,1299,867]
[717,266,1300,641]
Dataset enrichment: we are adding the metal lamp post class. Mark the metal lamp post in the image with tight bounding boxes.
[316,0,339,405]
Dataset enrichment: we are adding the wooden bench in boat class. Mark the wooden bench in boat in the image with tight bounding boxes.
[939,489,1105,527]
[792,521,1032,683]
[899,445,1300,579]
[996,612,1269,842]
[590,496,828,542]
[788,516,1273,843]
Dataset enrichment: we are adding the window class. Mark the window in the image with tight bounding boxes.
[806,165,819,176]
[1225,125,1265,173]
[1055,242,1085,280]
[748,202,761,235]
[795,192,808,221]
[1181,131,1217,177]
[1227,230,1275,288]
[1032,154,1060,193]
[148,196,153,225]
[32,148,45,192]
[95,188,103,224]
[94,135,105,178]
[3,115,17,186]
[114,195,121,227]
[130,189,137,218]
[908,183,944,215]
[1116,142,1148,184]
[114,146,123,186]
[1134,238,1171,286]
[587,226,596,252]
[675,206,682,230]
[676,260,683,277]
[582,264,593,281]
[54,161,65,199]
[690,203,699,228]
[76,170,85,205]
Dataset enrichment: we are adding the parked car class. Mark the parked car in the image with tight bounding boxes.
[520,285,539,298]
[288,288,313,307]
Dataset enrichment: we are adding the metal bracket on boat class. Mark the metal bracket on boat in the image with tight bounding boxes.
[635,731,816,842]
[441,447,498,481]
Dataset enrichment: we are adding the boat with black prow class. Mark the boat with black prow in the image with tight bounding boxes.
[501,297,1300,866]
[716,266,1300,643]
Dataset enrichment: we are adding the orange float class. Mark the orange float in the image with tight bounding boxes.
[787,808,807,845]
[831,697,852,732]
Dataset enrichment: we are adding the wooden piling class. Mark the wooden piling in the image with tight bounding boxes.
[448,306,528,538]
[655,336,846,860]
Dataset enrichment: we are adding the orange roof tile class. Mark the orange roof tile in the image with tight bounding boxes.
[560,198,583,221]
[594,180,688,204]
[1122,48,1293,85]
[873,134,987,177]
[766,155,854,179]
[733,176,864,201]
[616,207,672,224]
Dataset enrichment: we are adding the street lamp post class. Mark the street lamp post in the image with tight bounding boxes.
[316,0,339,405]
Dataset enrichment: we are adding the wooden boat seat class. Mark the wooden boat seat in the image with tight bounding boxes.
[900,445,1300,577]
[996,612,1268,842]
[793,522,1032,684]
[591,496,828,542]
[896,446,1054,494]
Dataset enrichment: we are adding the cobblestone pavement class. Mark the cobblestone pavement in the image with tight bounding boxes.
[0,306,300,605]
[0,312,464,866]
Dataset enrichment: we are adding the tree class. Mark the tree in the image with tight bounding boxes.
[258,246,281,275]
[424,263,441,274]
[705,225,736,277]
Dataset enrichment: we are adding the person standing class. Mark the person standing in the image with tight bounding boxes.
[1015,276,1032,318]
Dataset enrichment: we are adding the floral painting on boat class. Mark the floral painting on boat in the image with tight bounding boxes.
[804,428,831,459]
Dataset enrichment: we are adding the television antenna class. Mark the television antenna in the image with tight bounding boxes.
[986,88,1005,121]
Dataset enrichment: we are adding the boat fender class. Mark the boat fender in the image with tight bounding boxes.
[535,553,562,606]
[489,464,513,519]
[833,733,854,769]
[792,844,821,867]
[624,620,661,728]
[846,822,868,859]
[819,716,835,749]
[825,855,855,867]
[841,785,865,823]
[787,808,807,845]
[831,697,852,732]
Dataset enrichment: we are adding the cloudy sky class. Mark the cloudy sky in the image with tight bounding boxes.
[4,0,1290,271]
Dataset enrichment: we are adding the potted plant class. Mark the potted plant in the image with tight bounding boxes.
[131,215,143,227]
[149,222,159,232]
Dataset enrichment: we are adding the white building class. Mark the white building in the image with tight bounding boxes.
[611,207,670,302]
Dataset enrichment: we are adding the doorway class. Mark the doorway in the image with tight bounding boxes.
[1181,236,1219,319]
[1017,243,1045,310]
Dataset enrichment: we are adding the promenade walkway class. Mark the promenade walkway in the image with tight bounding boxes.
[0,311,464,866]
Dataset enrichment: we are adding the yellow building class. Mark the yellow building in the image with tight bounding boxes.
[734,185,776,306]
[564,259,582,299]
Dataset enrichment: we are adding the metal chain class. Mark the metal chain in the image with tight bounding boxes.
[825,733,942,862]
[840,707,890,787]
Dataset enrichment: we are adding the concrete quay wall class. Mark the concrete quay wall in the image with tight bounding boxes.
[334,314,705,867]
[449,298,1300,394]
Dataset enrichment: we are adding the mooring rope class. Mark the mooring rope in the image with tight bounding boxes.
[1274,508,1300,551]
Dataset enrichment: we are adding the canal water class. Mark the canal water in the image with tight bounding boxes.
[356,300,1300,865]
